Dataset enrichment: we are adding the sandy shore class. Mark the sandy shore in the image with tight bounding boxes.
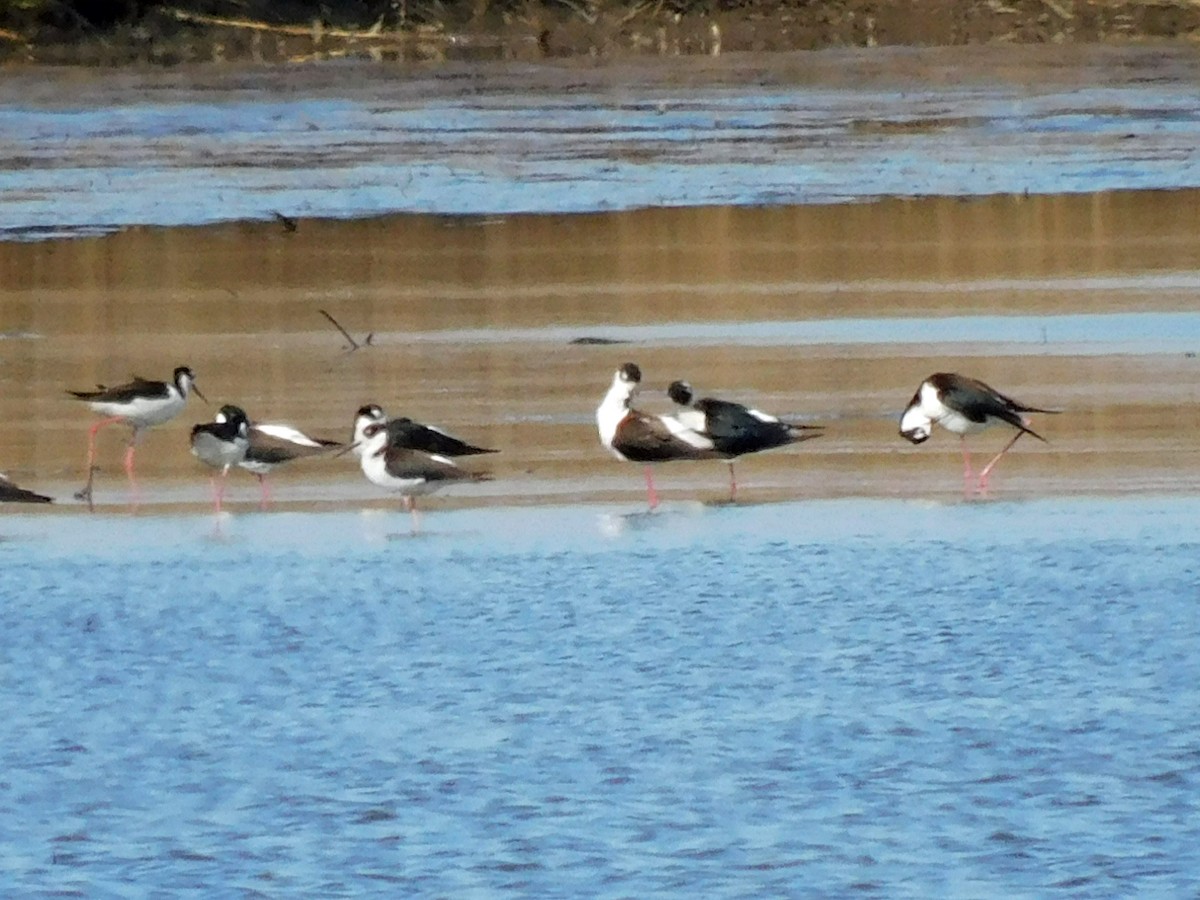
[2,189,1199,511]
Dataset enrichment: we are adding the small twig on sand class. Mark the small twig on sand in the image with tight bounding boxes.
[273,211,298,233]
[319,309,374,352]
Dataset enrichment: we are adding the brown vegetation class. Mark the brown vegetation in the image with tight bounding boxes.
[2,0,1199,65]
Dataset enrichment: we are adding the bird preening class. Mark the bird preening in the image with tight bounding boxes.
[899,372,1057,496]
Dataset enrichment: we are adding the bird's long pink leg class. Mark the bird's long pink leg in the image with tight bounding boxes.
[643,466,659,510]
[960,438,974,498]
[977,432,1024,496]
[77,416,124,510]
[728,461,738,503]
[86,417,123,470]
[211,466,234,515]
[123,438,141,510]
[257,474,271,512]
[402,495,421,533]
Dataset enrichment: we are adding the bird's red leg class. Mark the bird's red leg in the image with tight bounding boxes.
[123,428,142,510]
[644,466,659,510]
[220,467,236,514]
[960,437,974,498]
[728,461,738,503]
[977,432,1024,496]
[86,416,123,470]
[76,416,124,510]
[257,474,270,512]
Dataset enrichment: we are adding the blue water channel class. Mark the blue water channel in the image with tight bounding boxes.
[2,498,1198,895]
[2,47,1199,238]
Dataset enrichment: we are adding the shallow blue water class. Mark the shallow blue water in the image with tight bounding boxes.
[2,48,1200,238]
[409,309,1200,355]
[1,498,1198,895]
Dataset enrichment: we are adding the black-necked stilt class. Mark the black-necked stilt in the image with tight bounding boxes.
[69,365,205,509]
[351,404,497,458]
[667,380,822,501]
[190,404,250,514]
[355,420,491,532]
[239,422,342,510]
[0,473,52,504]
[596,363,721,509]
[900,372,1055,496]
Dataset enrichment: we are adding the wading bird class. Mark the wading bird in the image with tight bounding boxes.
[352,419,491,533]
[667,379,822,501]
[596,363,722,510]
[69,365,205,509]
[190,405,251,514]
[350,404,497,459]
[899,372,1055,496]
[239,421,342,510]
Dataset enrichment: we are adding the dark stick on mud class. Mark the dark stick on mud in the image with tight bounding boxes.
[273,211,298,233]
[319,309,373,352]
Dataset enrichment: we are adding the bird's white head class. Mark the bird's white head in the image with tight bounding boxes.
[360,421,391,458]
[596,363,643,447]
[899,388,933,444]
[175,366,206,403]
[352,404,387,457]
[610,363,642,404]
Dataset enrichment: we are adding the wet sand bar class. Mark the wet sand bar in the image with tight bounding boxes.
[2,189,1199,509]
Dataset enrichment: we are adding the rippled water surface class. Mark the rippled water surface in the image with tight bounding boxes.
[3,498,1198,895]
[2,44,1199,238]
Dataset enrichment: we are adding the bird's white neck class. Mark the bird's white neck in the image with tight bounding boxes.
[596,375,634,447]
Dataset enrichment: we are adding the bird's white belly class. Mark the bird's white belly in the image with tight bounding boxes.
[238,458,276,475]
[362,459,440,496]
[931,401,990,436]
[192,436,247,470]
[92,394,184,427]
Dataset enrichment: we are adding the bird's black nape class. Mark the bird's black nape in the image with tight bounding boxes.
[667,381,694,405]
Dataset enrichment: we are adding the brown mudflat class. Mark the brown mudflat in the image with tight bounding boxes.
[3,189,1199,510]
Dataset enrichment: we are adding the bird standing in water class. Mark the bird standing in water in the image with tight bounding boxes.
[190,405,251,514]
[899,372,1055,496]
[596,363,722,509]
[349,404,497,459]
[69,365,205,510]
[239,421,342,510]
[353,419,492,533]
[667,379,822,501]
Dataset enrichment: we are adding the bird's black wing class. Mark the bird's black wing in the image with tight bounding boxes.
[387,418,497,456]
[939,375,1048,441]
